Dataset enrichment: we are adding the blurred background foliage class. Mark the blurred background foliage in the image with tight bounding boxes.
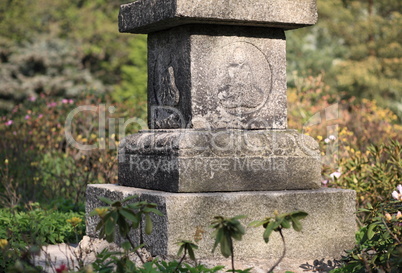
[0,0,401,209]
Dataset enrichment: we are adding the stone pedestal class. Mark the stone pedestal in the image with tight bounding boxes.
[86,185,356,261]
[85,0,357,267]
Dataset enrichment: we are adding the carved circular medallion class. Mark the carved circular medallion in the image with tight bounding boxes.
[213,42,272,116]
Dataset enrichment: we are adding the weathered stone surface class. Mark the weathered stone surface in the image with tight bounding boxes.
[86,184,357,261]
[118,129,321,192]
[119,0,318,34]
[148,25,286,130]
[86,185,142,246]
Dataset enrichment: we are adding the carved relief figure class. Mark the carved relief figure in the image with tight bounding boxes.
[156,66,180,107]
[152,59,182,128]
[217,47,265,114]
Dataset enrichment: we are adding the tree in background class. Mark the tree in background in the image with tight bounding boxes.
[0,0,147,114]
[287,0,402,117]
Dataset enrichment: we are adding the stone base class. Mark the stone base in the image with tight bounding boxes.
[86,184,356,264]
[119,129,322,192]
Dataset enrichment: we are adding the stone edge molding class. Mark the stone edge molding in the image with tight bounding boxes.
[117,129,322,192]
[119,0,318,34]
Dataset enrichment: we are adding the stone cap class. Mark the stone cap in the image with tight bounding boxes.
[119,0,318,34]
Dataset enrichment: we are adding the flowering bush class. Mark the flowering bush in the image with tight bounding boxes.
[0,92,142,208]
[333,185,402,273]
[287,73,402,207]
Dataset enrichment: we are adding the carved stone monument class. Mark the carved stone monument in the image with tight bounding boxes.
[86,0,356,270]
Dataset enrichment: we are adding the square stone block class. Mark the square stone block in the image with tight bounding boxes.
[147,25,287,130]
[118,129,321,192]
[119,0,318,34]
[86,185,356,265]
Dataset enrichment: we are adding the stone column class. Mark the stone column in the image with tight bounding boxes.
[86,0,356,269]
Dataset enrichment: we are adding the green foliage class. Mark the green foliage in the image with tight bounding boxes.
[0,0,147,114]
[249,210,308,243]
[0,36,105,111]
[0,92,141,208]
[336,140,402,208]
[91,195,163,243]
[113,35,148,119]
[287,0,402,118]
[0,207,85,245]
[0,206,84,271]
[210,215,246,258]
[90,254,225,273]
[334,199,402,273]
[177,240,198,261]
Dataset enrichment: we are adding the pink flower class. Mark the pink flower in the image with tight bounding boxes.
[25,115,30,120]
[5,120,13,126]
[68,99,74,104]
[47,102,57,107]
[13,131,16,135]
[62,99,69,104]
[38,114,43,119]
[28,96,36,102]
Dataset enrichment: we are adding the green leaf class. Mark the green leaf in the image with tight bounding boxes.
[291,217,302,232]
[188,246,196,261]
[145,207,163,216]
[177,245,184,257]
[231,215,247,220]
[290,211,308,220]
[119,208,140,225]
[121,195,138,203]
[263,221,279,243]
[220,235,232,258]
[121,241,131,251]
[212,229,223,253]
[98,197,114,205]
[367,223,376,240]
[105,212,118,235]
[248,220,266,227]
[145,214,153,235]
[281,219,291,229]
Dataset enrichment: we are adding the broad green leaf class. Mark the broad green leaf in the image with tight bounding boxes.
[98,196,114,205]
[263,221,279,243]
[290,211,308,220]
[220,235,232,258]
[144,208,163,216]
[248,220,266,227]
[121,195,138,203]
[145,214,153,235]
[291,217,302,232]
[188,246,196,261]
[367,223,376,240]
[281,219,291,229]
[212,228,224,253]
[177,245,184,257]
[105,212,118,235]
[121,241,131,251]
[119,208,140,224]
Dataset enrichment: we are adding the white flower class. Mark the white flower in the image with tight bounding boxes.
[392,185,402,201]
[330,171,341,180]
[329,135,337,140]
[392,191,400,200]
[324,138,330,143]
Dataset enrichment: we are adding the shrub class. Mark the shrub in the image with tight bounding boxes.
[0,92,142,208]
[0,205,85,271]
